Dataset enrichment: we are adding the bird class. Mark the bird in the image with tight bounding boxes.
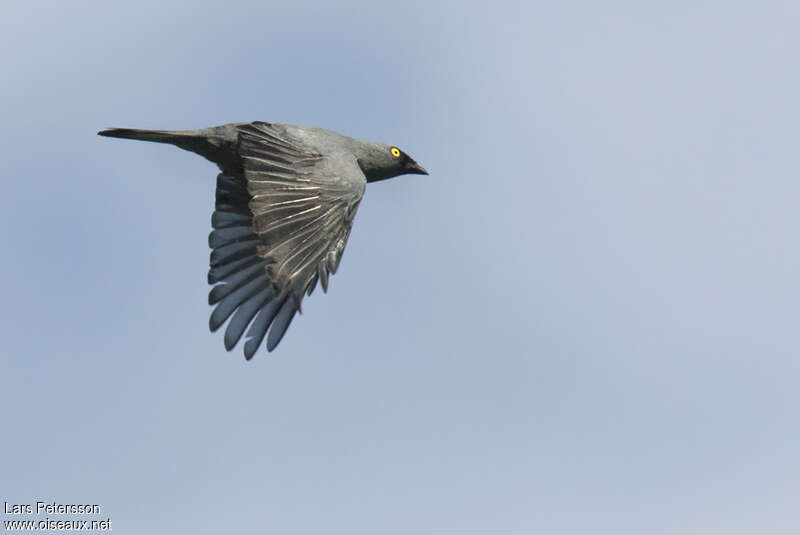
[98,121,428,359]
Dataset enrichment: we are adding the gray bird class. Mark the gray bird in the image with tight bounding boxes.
[98,122,427,358]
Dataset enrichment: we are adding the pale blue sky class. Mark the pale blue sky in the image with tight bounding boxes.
[2,1,799,534]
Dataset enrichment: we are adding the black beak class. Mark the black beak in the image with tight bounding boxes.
[405,160,429,175]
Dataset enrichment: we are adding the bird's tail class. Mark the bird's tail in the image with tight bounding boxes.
[97,128,196,144]
[97,126,241,171]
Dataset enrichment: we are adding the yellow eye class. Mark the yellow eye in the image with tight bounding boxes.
[390,147,401,158]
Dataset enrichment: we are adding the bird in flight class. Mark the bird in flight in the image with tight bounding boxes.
[98,122,427,359]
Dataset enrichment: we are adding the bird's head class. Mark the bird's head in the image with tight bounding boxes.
[355,142,428,183]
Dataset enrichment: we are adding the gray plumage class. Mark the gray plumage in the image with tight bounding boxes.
[98,121,427,359]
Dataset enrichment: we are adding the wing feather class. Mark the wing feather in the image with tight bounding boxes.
[224,286,276,351]
[243,293,289,360]
[206,121,366,357]
[266,298,298,352]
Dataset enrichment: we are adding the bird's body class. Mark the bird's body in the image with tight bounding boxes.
[98,121,427,358]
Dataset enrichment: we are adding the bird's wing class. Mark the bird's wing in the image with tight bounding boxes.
[208,122,366,358]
